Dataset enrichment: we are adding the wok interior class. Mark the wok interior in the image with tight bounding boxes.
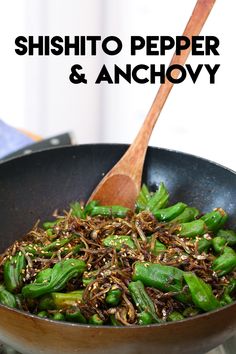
[1,144,236,253]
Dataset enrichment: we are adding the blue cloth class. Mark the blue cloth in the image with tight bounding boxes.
[0,120,33,159]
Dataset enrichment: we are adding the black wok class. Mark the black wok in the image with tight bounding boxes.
[0,144,236,354]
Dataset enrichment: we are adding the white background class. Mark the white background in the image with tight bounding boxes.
[0,0,235,170]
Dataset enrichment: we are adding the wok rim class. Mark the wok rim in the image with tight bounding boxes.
[0,300,235,330]
[1,142,236,177]
[0,142,236,329]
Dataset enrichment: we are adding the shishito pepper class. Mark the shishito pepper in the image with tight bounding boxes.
[3,252,26,293]
[220,278,236,306]
[82,269,99,287]
[216,229,236,246]
[153,202,187,222]
[147,238,166,256]
[170,207,199,224]
[178,220,206,238]
[137,311,153,325]
[90,205,129,218]
[43,219,61,230]
[22,259,86,298]
[70,200,100,218]
[128,280,161,323]
[136,184,151,211]
[89,314,104,325]
[70,202,86,218]
[102,235,136,250]
[167,311,184,322]
[39,290,84,310]
[197,237,212,253]
[84,200,99,215]
[35,268,53,284]
[106,288,122,306]
[201,208,228,232]
[212,246,236,276]
[41,237,72,253]
[146,182,169,212]
[212,236,226,254]
[132,262,191,303]
[52,312,65,321]
[183,272,220,311]
[65,308,87,324]
[37,310,48,318]
[0,284,17,308]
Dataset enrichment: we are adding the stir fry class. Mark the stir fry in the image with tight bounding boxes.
[0,182,236,326]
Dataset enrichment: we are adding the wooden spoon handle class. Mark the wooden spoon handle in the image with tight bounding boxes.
[117,0,216,184]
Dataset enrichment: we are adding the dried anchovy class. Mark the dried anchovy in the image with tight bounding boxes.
[0,210,232,324]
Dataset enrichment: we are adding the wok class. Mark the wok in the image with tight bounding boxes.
[0,144,236,354]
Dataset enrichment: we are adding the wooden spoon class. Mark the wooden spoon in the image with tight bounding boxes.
[88,0,216,209]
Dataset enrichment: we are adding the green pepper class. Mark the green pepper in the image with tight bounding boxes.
[153,202,187,222]
[201,208,228,232]
[102,235,136,250]
[136,184,151,211]
[178,220,206,238]
[146,182,169,212]
[183,272,221,311]
[82,269,99,287]
[198,238,212,253]
[52,290,84,308]
[41,237,72,252]
[72,244,83,255]
[38,294,55,311]
[212,246,236,276]
[216,229,236,246]
[22,259,86,298]
[0,284,17,308]
[27,237,77,259]
[46,229,54,237]
[137,311,153,325]
[3,252,26,293]
[84,200,99,215]
[222,277,236,305]
[89,314,104,325]
[128,280,161,323]
[221,278,236,306]
[52,312,65,321]
[133,262,191,303]
[220,286,234,306]
[70,202,86,218]
[106,288,122,306]
[220,293,233,306]
[212,236,227,254]
[65,308,87,324]
[90,205,129,218]
[43,220,60,230]
[147,237,166,256]
[182,306,200,318]
[35,268,53,284]
[227,278,236,294]
[37,310,48,318]
[82,277,95,287]
[39,290,84,310]
[167,311,184,322]
[24,244,37,255]
[170,207,199,223]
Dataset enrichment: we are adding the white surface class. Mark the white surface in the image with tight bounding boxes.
[0,0,235,170]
